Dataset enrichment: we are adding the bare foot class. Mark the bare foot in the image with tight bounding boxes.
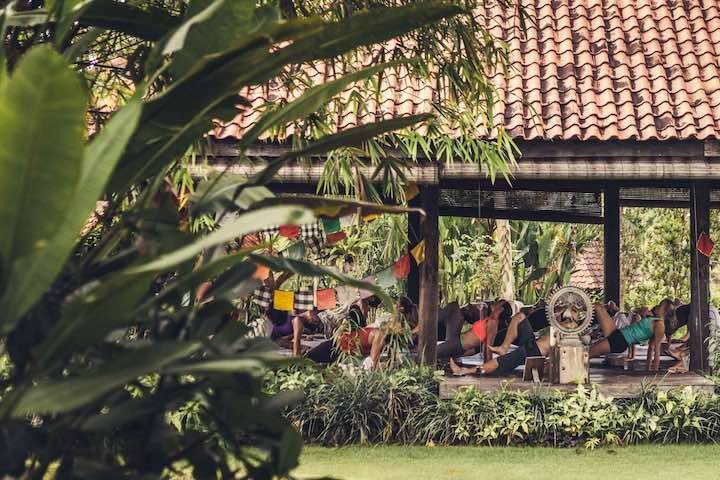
[667,360,688,374]
[449,358,477,376]
[489,345,509,356]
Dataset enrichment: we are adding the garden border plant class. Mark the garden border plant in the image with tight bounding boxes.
[264,365,720,449]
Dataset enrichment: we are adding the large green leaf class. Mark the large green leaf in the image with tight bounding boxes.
[0,45,85,332]
[126,205,313,274]
[13,342,201,416]
[190,177,273,216]
[0,89,142,334]
[34,270,158,367]
[80,0,181,40]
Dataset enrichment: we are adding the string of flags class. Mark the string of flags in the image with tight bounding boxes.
[250,183,427,312]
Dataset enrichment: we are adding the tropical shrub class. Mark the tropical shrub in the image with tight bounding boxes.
[269,365,720,448]
[0,0,479,477]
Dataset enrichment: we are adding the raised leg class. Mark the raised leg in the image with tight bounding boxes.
[368,329,386,369]
[595,304,617,338]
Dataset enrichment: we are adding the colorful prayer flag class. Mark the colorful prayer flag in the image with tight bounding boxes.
[340,215,356,228]
[252,264,270,281]
[411,240,426,265]
[294,288,315,312]
[376,266,396,288]
[313,204,345,218]
[321,217,341,234]
[278,224,300,239]
[326,230,347,245]
[404,182,420,201]
[362,213,382,222]
[315,288,337,310]
[697,232,715,257]
[273,290,294,311]
[392,254,411,279]
[335,285,359,305]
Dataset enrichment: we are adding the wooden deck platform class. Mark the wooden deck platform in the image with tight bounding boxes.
[439,358,716,399]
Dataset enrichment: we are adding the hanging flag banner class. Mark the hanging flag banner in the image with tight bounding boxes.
[404,182,420,201]
[273,290,294,311]
[252,264,270,281]
[392,254,411,279]
[253,286,273,309]
[285,241,306,260]
[241,233,262,248]
[411,240,426,265]
[278,224,300,239]
[335,285,359,305]
[362,213,382,222]
[321,217,341,234]
[697,232,715,257]
[340,215,356,228]
[316,288,337,310]
[376,266,396,288]
[294,288,315,312]
[326,230,347,245]
[313,204,344,218]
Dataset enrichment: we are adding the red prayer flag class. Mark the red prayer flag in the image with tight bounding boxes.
[697,232,715,257]
[392,254,411,279]
[278,224,300,239]
[326,230,347,245]
[315,288,337,310]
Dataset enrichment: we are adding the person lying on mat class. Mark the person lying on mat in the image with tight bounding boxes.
[590,299,675,371]
[448,315,550,376]
[436,299,512,361]
[305,296,418,369]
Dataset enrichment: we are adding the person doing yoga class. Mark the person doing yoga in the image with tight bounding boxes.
[590,299,674,371]
[448,313,551,375]
[436,299,512,360]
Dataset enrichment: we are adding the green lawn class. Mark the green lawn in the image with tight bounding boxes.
[294,445,720,480]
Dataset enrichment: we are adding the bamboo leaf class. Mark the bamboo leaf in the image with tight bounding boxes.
[240,60,409,149]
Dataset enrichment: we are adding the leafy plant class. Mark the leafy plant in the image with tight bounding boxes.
[271,365,720,448]
[0,0,475,477]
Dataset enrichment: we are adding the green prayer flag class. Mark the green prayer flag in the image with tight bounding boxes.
[376,266,396,288]
[322,217,341,234]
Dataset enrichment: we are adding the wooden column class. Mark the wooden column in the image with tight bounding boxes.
[407,197,422,305]
[603,187,621,304]
[418,185,439,366]
[689,181,711,372]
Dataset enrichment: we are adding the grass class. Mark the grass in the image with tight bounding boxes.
[293,445,720,480]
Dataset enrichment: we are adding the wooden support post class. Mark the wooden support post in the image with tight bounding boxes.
[603,187,621,304]
[407,197,422,305]
[689,182,711,372]
[418,186,439,366]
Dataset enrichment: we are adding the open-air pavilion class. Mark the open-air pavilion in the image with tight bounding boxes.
[203,0,720,395]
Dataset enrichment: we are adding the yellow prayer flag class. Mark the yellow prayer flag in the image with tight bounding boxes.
[362,213,382,222]
[273,290,294,311]
[403,182,420,201]
[313,204,345,218]
[411,240,426,265]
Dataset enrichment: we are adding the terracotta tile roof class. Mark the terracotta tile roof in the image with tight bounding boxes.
[570,240,604,289]
[213,0,720,142]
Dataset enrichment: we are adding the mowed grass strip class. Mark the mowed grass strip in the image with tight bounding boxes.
[294,445,720,480]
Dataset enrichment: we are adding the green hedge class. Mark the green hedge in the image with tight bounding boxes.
[265,366,720,448]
